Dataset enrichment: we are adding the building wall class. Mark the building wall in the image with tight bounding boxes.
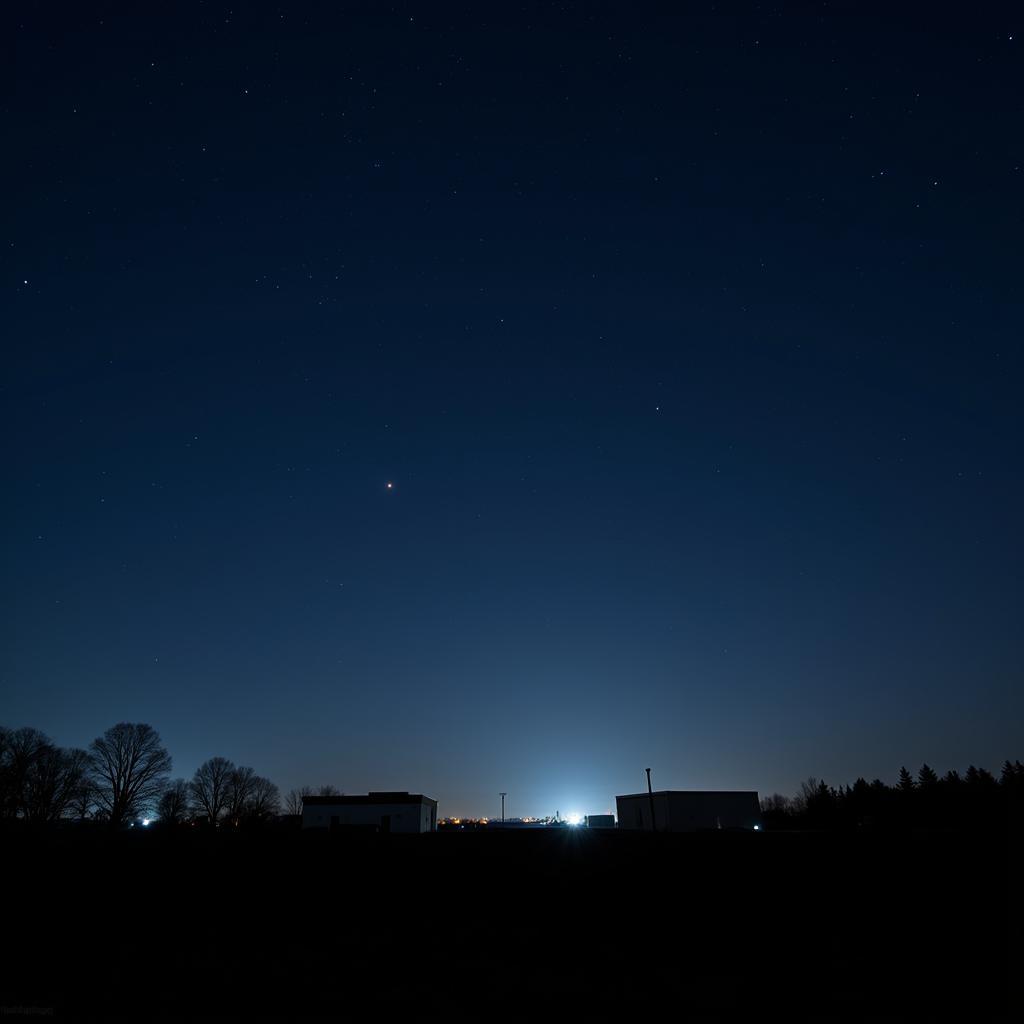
[616,792,761,832]
[302,800,436,833]
[421,802,437,832]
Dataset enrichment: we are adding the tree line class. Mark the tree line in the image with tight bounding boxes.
[761,760,1023,831]
[4,721,1019,832]
[0,721,334,829]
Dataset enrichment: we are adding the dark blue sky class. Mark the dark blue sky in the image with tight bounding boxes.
[4,2,1022,817]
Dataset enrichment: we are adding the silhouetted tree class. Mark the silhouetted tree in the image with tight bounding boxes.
[846,778,875,828]
[284,785,313,816]
[88,723,172,827]
[190,757,234,826]
[243,776,280,822]
[68,772,98,822]
[791,777,819,815]
[0,727,18,817]
[0,727,93,822]
[225,765,257,826]
[283,783,339,816]
[0,727,50,818]
[157,779,192,825]
[759,793,793,829]
[1001,760,1024,786]
[768,760,1020,833]
[28,745,90,822]
[965,765,997,789]
[1001,761,1024,830]
[805,780,837,826]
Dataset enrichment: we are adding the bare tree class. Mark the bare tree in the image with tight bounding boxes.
[68,771,98,822]
[0,727,50,819]
[0,727,91,822]
[1,727,48,818]
[760,793,792,814]
[225,765,257,826]
[27,745,90,822]
[190,757,234,826]
[157,778,192,825]
[284,785,313,816]
[791,777,820,815]
[0,726,16,817]
[88,723,172,827]
[244,776,280,822]
[283,784,339,816]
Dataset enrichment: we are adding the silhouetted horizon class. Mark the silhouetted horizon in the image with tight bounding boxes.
[3,718,1019,823]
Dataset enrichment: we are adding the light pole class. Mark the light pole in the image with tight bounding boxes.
[646,768,657,833]
[499,792,507,823]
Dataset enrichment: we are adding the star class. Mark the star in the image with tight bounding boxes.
[386,481,394,490]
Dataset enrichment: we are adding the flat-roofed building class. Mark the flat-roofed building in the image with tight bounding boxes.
[616,791,761,832]
[302,791,438,833]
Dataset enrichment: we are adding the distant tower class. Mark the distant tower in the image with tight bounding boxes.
[499,792,507,823]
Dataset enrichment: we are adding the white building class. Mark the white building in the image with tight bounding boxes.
[616,791,761,832]
[301,792,438,833]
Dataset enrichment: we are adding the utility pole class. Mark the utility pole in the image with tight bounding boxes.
[646,768,657,833]
[499,792,507,824]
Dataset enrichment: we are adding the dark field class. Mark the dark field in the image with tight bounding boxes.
[5,827,1012,1018]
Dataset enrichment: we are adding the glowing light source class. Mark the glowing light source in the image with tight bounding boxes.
[753,824,761,831]
[566,813,583,826]
[141,819,151,827]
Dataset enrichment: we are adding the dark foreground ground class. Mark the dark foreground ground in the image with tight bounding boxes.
[3,826,1013,1019]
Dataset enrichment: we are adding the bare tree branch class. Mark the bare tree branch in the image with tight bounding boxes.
[88,723,172,827]
[157,778,192,825]
[190,757,234,827]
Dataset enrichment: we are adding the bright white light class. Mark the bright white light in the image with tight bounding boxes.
[141,818,151,827]
[566,813,583,826]
[753,824,761,831]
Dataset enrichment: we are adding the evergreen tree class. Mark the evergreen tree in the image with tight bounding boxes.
[804,780,836,826]
[917,764,939,787]
[897,766,915,792]
[965,765,997,788]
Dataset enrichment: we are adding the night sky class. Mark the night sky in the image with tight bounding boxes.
[5,3,1022,819]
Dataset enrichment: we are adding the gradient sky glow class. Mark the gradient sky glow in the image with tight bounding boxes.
[4,3,1022,817]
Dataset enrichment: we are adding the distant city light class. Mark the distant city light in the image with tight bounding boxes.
[141,819,151,827]
[566,813,582,826]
